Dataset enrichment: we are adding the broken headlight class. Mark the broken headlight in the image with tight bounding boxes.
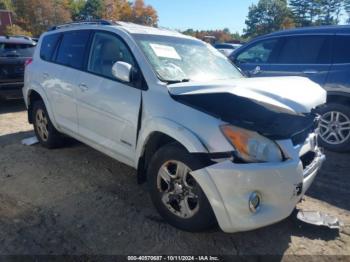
[220,125,283,163]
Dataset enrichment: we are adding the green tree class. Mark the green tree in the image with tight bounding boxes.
[290,0,322,26]
[345,0,350,23]
[317,0,343,25]
[244,0,293,38]
[290,0,311,26]
[80,0,105,20]
[68,0,85,21]
[0,0,13,10]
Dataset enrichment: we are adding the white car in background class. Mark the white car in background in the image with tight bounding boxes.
[23,20,326,233]
[214,43,242,57]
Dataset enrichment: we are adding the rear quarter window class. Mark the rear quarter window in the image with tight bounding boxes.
[40,33,61,61]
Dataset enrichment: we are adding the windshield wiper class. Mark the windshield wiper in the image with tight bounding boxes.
[165,79,191,84]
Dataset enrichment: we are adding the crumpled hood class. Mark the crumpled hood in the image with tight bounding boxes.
[168,76,326,114]
[169,77,326,140]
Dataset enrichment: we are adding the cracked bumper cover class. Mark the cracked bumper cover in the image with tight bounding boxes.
[190,147,325,233]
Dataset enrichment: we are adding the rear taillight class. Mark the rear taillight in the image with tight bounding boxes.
[24,58,33,67]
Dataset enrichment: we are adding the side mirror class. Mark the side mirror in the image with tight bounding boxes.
[112,61,132,83]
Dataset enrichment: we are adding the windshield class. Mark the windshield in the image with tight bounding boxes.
[134,34,243,83]
[0,43,36,57]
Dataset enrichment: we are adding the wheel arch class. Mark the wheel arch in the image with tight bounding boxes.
[327,92,350,107]
[135,118,209,184]
[26,86,57,129]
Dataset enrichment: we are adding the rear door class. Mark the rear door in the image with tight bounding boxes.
[76,31,142,162]
[269,35,332,86]
[325,34,350,92]
[48,30,91,134]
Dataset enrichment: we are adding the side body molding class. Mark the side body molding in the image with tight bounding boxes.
[135,117,209,168]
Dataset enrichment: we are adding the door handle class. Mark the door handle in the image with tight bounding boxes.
[79,83,89,92]
[250,66,261,76]
[303,70,318,74]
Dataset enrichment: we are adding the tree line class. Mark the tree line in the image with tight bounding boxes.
[183,0,350,43]
[1,0,349,41]
[244,0,350,38]
[0,0,158,36]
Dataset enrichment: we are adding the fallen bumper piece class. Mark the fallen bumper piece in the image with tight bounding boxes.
[21,136,39,146]
[297,210,344,229]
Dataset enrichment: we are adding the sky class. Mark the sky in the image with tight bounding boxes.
[144,0,259,34]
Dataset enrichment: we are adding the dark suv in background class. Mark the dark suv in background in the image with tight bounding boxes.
[0,35,36,100]
[230,25,350,152]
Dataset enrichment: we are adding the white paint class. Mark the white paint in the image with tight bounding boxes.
[168,76,327,114]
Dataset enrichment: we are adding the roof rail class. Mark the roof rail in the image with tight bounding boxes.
[12,35,33,41]
[49,19,117,31]
[4,35,34,41]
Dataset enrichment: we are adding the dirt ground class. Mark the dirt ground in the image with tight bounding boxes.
[0,99,349,257]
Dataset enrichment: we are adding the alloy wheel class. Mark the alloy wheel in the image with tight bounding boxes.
[157,160,200,219]
[35,109,49,142]
[319,111,350,145]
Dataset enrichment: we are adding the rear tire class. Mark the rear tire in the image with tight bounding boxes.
[32,100,64,149]
[147,143,216,232]
[318,103,350,152]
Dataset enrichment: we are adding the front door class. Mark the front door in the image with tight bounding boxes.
[76,31,141,162]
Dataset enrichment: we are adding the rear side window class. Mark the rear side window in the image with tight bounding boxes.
[56,30,90,69]
[236,39,278,64]
[40,33,61,61]
[277,36,331,64]
[333,35,350,64]
[0,43,35,57]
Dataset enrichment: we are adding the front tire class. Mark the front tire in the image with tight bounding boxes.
[32,100,64,149]
[147,143,216,232]
[318,103,350,152]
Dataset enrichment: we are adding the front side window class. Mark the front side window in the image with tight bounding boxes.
[134,34,242,83]
[56,30,90,69]
[0,42,35,57]
[277,35,331,64]
[236,39,278,64]
[40,33,61,61]
[333,35,350,64]
[88,32,135,79]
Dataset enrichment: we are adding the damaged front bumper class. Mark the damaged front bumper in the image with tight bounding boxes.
[191,135,325,233]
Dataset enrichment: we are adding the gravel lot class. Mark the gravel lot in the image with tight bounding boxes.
[0,99,349,257]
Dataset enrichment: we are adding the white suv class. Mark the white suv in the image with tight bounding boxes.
[23,21,326,233]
